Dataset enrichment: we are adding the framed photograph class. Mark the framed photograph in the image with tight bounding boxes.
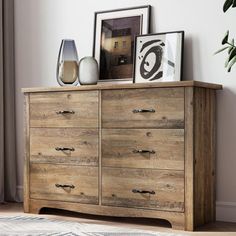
[93,6,151,82]
[133,31,184,83]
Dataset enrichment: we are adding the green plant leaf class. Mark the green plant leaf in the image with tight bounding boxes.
[228,47,236,61]
[231,38,235,46]
[225,57,230,67]
[227,56,236,72]
[233,0,236,7]
[214,46,229,55]
[224,0,233,12]
[222,31,229,45]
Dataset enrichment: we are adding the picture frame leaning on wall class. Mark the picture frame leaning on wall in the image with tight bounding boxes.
[93,5,151,83]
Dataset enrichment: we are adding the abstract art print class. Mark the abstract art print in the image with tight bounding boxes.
[93,6,151,82]
[133,31,184,83]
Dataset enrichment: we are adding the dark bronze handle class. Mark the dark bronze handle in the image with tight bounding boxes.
[133,149,155,154]
[55,184,75,189]
[132,189,155,195]
[55,147,75,152]
[133,109,155,113]
[56,110,75,115]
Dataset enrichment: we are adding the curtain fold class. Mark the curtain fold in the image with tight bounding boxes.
[0,0,18,202]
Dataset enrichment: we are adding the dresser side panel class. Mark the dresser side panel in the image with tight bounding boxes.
[184,87,195,231]
[194,88,216,226]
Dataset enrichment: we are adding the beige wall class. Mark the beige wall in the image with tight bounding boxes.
[14,0,236,221]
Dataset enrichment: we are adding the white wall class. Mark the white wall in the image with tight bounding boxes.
[14,0,236,221]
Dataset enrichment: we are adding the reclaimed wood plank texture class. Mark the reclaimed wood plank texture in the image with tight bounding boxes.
[23,82,221,231]
[102,167,185,212]
[102,88,185,129]
[102,129,184,170]
[29,198,185,230]
[24,94,30,213]
[30,91,98,128]
[30,128,98,166]
[194,88,216,226]
[30,164,98,204]
[22,80,223,93]
[184,87,195,231]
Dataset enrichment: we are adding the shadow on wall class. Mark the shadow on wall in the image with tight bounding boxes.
[216,87,236,202]
[183,36,193,81]
[182,35,202,82]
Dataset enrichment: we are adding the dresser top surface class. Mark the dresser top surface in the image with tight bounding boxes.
[22,80,222,93]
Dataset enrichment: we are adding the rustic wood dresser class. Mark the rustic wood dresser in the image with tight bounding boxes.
[22,81,222,231]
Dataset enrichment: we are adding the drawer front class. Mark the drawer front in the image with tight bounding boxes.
[102,88,184,128]
[30,128,98,166]
[102,167,184,212]
[102,129,184,170]
[30,164,98,204]
[30,91,98,128]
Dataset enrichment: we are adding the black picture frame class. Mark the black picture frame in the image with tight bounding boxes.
[133,31,185,83]
[93,5,151,83]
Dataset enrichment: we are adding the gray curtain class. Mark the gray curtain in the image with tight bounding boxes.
[0,0,18,202]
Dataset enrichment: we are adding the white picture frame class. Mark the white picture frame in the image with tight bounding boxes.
[133,31,184,83]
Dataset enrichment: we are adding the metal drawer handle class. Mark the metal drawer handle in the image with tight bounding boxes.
[56,110,75,115]
[133,109,155,113]
[132,189,155,195]
[55,147,75,152]
[133,149,155,154]
[55,184,75,189]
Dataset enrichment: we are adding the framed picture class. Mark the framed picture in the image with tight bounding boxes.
[133,31,184,83]
[93,6,151,82]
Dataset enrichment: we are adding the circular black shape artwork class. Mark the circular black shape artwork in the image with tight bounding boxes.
[140,45,163,80]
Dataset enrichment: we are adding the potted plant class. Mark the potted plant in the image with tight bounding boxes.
[215,0,236,72]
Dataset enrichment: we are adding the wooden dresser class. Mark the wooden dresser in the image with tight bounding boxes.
[22,81,222,231]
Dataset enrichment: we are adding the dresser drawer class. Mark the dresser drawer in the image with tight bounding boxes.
[30,91,98,128]
[30,128,98,166]
[102,167,184,212]
[30,164,98,204]
[102,88,184,128]
[102,129,184,170]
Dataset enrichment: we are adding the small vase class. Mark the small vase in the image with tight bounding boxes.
[56,39,79,86]
[79,57,99,85]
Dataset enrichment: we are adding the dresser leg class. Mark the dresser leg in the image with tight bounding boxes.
[23,202,29,213]
[170,221,185,231]
[29,203,41,214]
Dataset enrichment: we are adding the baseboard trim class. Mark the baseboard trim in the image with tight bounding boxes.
[216,201,236,222]
[17,185,23,202]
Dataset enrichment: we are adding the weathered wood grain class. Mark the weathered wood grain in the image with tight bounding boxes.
[102,88,185,128]
[30,128,98,166]
[102,167,185,212]
[22,80,223,93]
[24,94,30,213]
[184,87,195,231]
[194,88,216,226]
[30,91,98,128]
[102,129,184,170]
[23,83,220,231]
[30,164,98,204]
[29,198,185,230]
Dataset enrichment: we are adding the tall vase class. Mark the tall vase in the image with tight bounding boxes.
[56,39,79,86]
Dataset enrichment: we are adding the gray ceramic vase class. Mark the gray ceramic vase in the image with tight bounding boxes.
[79,57,99,85]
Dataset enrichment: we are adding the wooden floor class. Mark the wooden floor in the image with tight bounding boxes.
[0,203,236,235]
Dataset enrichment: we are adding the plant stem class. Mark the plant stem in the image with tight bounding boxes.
[226,42,236,47]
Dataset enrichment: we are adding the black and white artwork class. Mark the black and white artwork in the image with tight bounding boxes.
[133,31,184,83]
